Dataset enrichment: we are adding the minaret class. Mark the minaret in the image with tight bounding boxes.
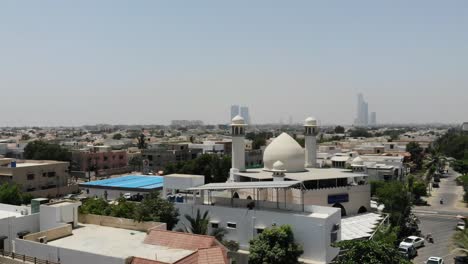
[304,117,319,168]
[230,115,246,176]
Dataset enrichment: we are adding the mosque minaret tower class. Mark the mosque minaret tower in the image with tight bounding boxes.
[304,117,319,168]
[230,115,246,175]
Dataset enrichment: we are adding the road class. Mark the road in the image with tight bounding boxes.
[412,168,468,264]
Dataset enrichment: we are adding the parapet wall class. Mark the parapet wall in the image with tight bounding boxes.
[78,214,166,232]
[23,224,72,242]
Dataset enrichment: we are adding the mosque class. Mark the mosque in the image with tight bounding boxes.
[228,115,371,216]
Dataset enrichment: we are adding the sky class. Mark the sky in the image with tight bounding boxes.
[0,1,467,126]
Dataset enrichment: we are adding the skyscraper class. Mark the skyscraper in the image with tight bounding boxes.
[230,105,239,120]
[240,106,250,124]
[370,112,377,126]
[354,93,369,127]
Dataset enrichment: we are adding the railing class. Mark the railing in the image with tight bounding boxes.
[0,250,59,264]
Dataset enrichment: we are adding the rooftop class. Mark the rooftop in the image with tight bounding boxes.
[80,175,164,190]
[235,168,367,181]
[48,224,194,263]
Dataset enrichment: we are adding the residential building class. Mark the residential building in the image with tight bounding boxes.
[1,200,227,264]
[71,146,129,177]
[0,158,74,197]
[141,143,201,173]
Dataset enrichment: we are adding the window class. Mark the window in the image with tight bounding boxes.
[211,223,219,229]
[119,155,124,160]
[148,155,153,161]
[256,228,264,234]
[227,222,236,229]
[104,156,108,161]
[42,172,47,177]
[27,173,35,180]
[47,172,56,177]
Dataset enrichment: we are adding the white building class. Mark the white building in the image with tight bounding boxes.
[463,122,468,132]
[172,116,378,264]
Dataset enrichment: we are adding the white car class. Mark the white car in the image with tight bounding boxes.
[123,193,132,200]
[457,221,465,231]
[399,236,425,248]
[426,256,444,264]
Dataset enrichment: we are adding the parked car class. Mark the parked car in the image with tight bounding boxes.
[63,194,76,199]
[454,256,468,264]
[434,177,441,182]
[123,193,132,200]
[426,256,444,264]
[457,221,466,231]
[432,182,440,188]
[399,236,425,248]
[398,244,417,259]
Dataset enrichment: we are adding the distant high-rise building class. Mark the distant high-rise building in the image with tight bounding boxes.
[240,106,250,124]
[370,112,377,126]
[354,93,370,127]
[230,105,239,120]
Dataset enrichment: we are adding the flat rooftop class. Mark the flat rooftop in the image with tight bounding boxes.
[0,210,21,220]
[48,224,193,263]
[236,168,367,181]
[80,175,164,190]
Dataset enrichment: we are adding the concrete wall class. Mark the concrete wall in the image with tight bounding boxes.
[175,203,340,264]
[232,185,371,216]
[0,213,40,252]
[78,214,166,232]
[23,224,72,243]
[28,185,79,198]
[83,187,153,201]
[40,202,80,231]
[14,238,126,264]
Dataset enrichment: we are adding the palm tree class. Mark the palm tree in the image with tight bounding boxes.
[211,227,228,241]
[184,209,209,235]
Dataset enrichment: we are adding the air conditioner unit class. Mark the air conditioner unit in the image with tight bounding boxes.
[38,236,47,244]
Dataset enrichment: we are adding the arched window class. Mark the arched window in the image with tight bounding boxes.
[358,206,367,214]
[332,203,347,217]
[233,192,240,199]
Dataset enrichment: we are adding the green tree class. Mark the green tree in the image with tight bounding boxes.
[24,141,71,161]
[249,225,303,264]
[375,181,418,238]
[110,197,136,218]
[333,240,411,264]
[79,198,110,215]
[137,133,147,149]
[112,133,123,140]
[412,180,427,200]
[0,183,33,205]
[334,125,345,134]
[454,228,468,252]
[134,191,179,230]
[406,142,424,171]
[183,209,210,235]
[349,128,371,138]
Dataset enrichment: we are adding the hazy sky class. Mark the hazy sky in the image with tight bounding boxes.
[1,1,467,126]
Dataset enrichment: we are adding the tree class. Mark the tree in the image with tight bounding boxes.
[412,180,427,200]
[24,141,71,161]
[112,133,123,140]
[249,225,303,264]
[454,228,468,252]
[334,126,345,134]
[349,128,371,138]
[406,142,424,171]
[375,181,418,238]
[333,240,411,264]
[134,191,179,230]
[0,183,33,205]
[79,197,110,215]
[164,154,231,183]
[183,209,209,235]
[137,133,147,149]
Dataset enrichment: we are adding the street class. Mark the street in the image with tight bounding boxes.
[412,168,468,264]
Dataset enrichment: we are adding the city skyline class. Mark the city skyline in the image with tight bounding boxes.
[1,1,467,126]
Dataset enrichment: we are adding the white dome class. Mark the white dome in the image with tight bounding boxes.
[352,156,364,165]
[272,160,286,171]
[304,117,317,126]
[231,115,245,125]
[263,133,305,172]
